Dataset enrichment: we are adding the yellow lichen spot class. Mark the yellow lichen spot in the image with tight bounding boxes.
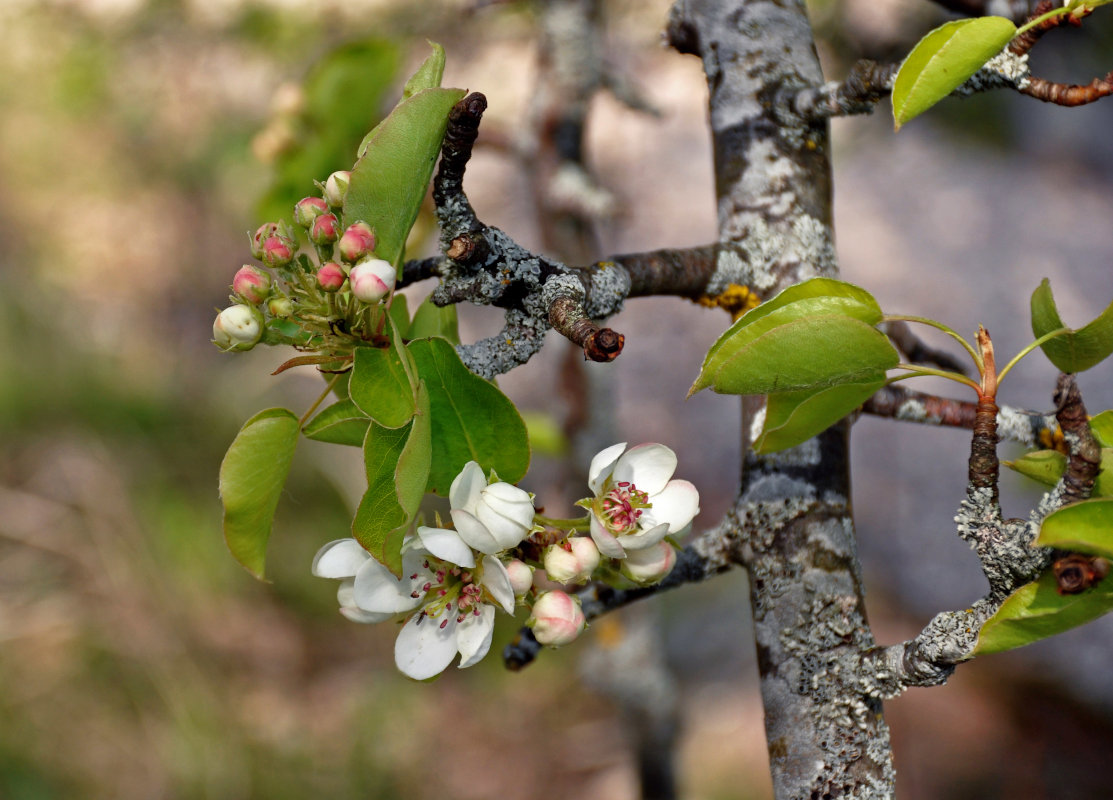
[695,284,761,320]
[594,616,626,649]
[805,139,817,151]
[1038,425,1067,454]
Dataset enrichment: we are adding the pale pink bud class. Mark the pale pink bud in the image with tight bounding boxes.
[543,537,600,585]
[309,213,341,246]
[261,234,295,268]
[267,296,294,318]
[232,265,272,304]
[349,258,395,303]
[337,221,376,263]
[505,559,535,598]
[317,261,346,293]
[619,541,677,586]
[250,222,280,259]
[294,196,330,228]
[213,304,264,351]
[528,590,585,647]
[324,170,350,208]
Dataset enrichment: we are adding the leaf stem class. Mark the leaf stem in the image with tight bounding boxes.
[887,363,983,393]
[298,373,343,428]
[1015,5,1070,36]
[534,513,592,533]
[996,327,1072,385]
[883,314,982,373]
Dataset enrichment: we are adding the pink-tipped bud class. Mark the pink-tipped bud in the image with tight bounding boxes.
[250,222,280,259]
[294,196,330,228]
[619,541,677,586]
[309,213,341,246]
[261,235,295,268]
[505,559,535,598]
[267,296,294,318]
[232,265,272,305]
[528,590,585,647]
[349,258,395,303]
[337,221,376,263]
[213,304,264,351]
[324,171,351,208]
[317,261,347,293]
[543,537,601,585]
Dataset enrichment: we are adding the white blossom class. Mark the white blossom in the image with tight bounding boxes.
[449,461,535,554]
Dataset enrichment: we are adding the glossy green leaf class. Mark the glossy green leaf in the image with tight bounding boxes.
[396,382,432,518]
[345,84,466,265]
[699,278,884,378]
[974,569,1113,655]
[1037,497,1113,559]
[694,314,899,397]
[754,378,884,453]
[892,17,1017,129]
[1004,449,1067,487]
[1090,410,1113,447]
[352,421,413,576]
[219,408,299,580]
[349,345,416,428]
[1030,278,1113,373]
[407,295,460,344]
[402,42,446,99]
[387,293,410,334]
[408,337,530,494]
[302,398,370,446]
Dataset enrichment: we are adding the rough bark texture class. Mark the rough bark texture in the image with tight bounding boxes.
[666,1,895,796]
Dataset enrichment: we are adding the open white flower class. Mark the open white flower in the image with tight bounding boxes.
[584,442,700,558]
[311,528,516,680]
[449,461,536,554]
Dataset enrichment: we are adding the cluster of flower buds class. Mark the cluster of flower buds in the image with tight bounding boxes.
[312,444,699,679]
[212,169,398,353]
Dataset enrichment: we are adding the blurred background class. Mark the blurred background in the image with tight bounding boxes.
[2,0,1113,798]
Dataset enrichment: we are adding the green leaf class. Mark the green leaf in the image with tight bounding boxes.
[387,293,410,334]
[407,295,460,344]
[1004,449,1067,487]
[219,408,299,580]
[754,378,884,453]
[408,337,530,494]
[1090,410,1113,448]
[699,278,884,377]
[345,84,466,265]
[974,569,1113,655]
[397,382,433,518]
[348,345,417,428]
[302,398,370,446]
[352,421,414,576]
[892,17,1017,130]
[403,41,446,98]
[1030,278,1113,373]
[693,314,899,396]
[1037,497,1113,559]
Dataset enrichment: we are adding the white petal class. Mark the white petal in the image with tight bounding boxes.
[619,521,670,551]
[476,501,530,550]
[340,580,398,622]
[612,443,677,496]
[449,461,486,514]
[395,613,459,680]
[480,555,515,613]
[311,538,369,578]
[451,508,501,554]
[456,605,496,669]
[589,513,626,558]
[353,558,424,614]
[588,442,627,495]
[416,526,476,568]
[641,479,700,533]
[481,483,535,529]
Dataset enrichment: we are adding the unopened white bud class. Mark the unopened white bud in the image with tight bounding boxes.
[349,258,396,303]
[505,559,535,597]
[619,541,676,585]
[543,537,600,584]
[213,304,264,351]
[528,590,585,647]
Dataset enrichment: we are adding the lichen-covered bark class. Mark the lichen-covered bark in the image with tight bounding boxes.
[667,1,895,796]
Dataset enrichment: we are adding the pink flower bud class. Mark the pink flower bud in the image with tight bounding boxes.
[619,541,677,586]
[349,258,395,303]
[543,537,600,585]
[294,196,330,228]
[337,222,377,263]
[250,222,280,259]
[213,304,264,351]
[317,261,347,293]
[232,265,272,305]
[528,590,585,647]
[261,235,295,268]
[324,170,350,208]
[309,213,341,246]
[505,559,535,598]
[267,296,294,318]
